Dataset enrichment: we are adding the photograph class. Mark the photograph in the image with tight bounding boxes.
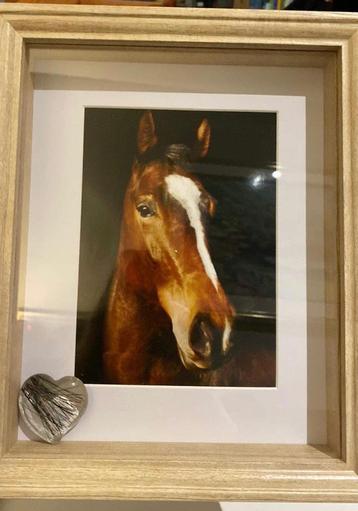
[75,107,277,387]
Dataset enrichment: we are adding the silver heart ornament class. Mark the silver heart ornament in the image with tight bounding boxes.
[18,373,88,444]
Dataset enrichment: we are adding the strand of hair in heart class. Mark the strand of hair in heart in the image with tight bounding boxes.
[22,376,84,437]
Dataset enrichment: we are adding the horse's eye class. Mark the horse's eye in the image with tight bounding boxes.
[136,203,155,218]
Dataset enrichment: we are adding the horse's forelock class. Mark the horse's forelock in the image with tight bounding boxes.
[165,144,191,165]
[135,142,191,167]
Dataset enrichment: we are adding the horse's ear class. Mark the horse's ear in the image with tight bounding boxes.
[137,111,157,154]
[193,118,211,159]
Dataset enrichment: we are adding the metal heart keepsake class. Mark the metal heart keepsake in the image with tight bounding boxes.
[18,374,88,444]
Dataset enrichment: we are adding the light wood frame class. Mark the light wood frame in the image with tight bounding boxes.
[0,4,358,502]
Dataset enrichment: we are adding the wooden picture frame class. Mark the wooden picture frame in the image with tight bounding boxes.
[4,0,175,7]
[0,4,357,501]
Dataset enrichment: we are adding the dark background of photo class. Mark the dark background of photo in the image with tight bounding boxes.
[75,108,277,385]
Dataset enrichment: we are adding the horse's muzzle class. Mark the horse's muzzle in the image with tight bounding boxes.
[187,313,230,370]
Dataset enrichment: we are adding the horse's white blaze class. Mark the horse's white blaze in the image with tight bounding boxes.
[165,174,218,290]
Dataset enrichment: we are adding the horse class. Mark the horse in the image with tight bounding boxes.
[103,111,275,386]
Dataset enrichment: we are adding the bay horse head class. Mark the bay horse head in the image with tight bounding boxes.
[119,111,235,372]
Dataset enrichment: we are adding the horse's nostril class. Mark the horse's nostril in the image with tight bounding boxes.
[190,314,221,358]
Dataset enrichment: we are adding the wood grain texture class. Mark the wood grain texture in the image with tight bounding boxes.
[5,0,173,6]
[5,51,34,455]
[324,53,341,458]
[28,46,334,68]
[342,32,358,472]
[0,18,24,457]
[1,442,357,501]
[339,38,355,470]
[0,4,357,502]
[0,7,356,47]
